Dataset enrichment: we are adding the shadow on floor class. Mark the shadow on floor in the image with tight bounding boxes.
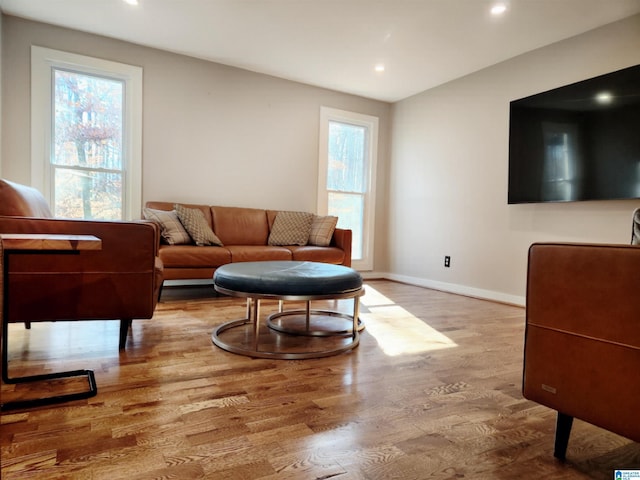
[160,284,222,302]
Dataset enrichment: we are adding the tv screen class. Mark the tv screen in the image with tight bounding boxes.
[508,64,640,204]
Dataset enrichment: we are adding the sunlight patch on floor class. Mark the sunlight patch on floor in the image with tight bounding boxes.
[360,285,395,308]
[361,284,457,356]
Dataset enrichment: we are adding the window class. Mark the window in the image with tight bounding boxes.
[31,47,142,220]
[318,107,378,271]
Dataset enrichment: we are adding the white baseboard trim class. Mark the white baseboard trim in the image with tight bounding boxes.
[360,271,525,307]
[163,271,526,307]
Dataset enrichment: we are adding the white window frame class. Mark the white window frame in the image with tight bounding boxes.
[31,46,143,220]
[318,107,378,271]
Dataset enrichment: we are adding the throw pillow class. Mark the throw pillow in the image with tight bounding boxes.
[268,211,314,246]
[308,215,338,247]
[174,204,223,246]
[143,207,192,245]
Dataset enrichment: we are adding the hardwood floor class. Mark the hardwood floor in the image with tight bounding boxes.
[1,280,638,479]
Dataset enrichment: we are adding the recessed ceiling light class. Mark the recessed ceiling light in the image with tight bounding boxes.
[123,0,139,5]
[595,91,613,104]
[491,3,507,15]
[374,64,385,73]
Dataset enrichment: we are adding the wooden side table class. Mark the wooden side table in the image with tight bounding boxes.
[1,233,102,411]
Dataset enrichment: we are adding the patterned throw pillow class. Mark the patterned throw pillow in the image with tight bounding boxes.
[268,211,314,246]
[174,204,223,246]
[143,207,192,245]
[308,215,338,247]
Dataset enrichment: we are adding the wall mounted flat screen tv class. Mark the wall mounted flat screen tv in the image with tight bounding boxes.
[508,64,640,204]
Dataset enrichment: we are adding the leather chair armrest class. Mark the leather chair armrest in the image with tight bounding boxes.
[0,216,158,273]
[1,215,163,323]
[526,242,640,346]
[138,218,162,256]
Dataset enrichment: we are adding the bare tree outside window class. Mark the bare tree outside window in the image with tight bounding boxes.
[53,69,124,220]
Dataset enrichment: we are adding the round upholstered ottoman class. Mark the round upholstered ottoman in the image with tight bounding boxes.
[212,261,364,359]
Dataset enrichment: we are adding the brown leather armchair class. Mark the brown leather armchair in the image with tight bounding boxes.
[523,241,640,459]
[0,179,163,349]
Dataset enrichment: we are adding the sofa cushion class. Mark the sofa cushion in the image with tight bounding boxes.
[211,206,270,245]
[286,245,345,264]
[175,204,223,247]
[268,211,314,246]
[143,207,191,245]
[158,244,231,268]
[226,245,292,263]
[308,215,338,247]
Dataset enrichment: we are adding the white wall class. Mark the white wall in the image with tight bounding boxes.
[4,14,640,297]
[388,14,640,305]
[0,15,3,177]
[0,15,391,270]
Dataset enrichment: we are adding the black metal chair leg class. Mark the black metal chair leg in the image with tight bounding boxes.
[554,412,574,460]
[2,304,97,411]
[157,280,165,303]
[1,369,97,411]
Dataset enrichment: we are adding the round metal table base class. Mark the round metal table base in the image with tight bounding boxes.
[211,315,360,360]
[266,309,364,337]
[211,294,363,359]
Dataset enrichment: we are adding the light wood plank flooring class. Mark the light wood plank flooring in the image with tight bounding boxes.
[1,280,639,479]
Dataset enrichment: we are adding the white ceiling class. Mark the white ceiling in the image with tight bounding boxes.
[2,0,640,102]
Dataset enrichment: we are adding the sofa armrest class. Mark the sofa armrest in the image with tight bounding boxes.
[523,242,640,443]
[331,228,352,267]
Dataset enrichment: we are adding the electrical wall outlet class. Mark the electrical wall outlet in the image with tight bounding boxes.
[444,256,451,268]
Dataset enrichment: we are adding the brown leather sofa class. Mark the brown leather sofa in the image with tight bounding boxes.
[0,179,164,349]
[145,201,352,282]
[523,242,640,459]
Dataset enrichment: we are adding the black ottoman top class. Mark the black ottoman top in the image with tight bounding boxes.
[214,261,363,297]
